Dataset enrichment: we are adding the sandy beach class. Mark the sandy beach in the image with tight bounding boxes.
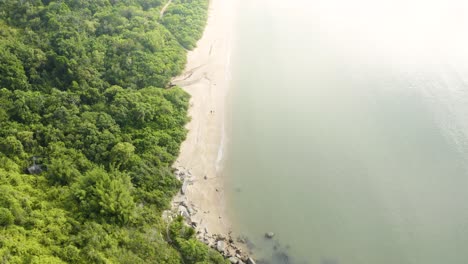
[171,0,241,255]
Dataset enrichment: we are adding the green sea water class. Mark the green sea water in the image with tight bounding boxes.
[224,0,468,263]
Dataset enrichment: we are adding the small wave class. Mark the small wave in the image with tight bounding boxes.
[215,120,226,172]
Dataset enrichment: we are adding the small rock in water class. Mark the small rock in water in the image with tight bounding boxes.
[245,238,256,250]
[273,252,291,264]
[265,232,275,239]
[237,235,247,244]
[228,256,239,264]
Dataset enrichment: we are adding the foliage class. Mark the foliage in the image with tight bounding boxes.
[0,207,14,226]
[0,0,226,263]
[161,0,209,50]
[170,217,230,264]
[72,167,135,224]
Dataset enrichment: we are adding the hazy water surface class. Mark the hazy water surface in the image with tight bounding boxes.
[224,0,468,263]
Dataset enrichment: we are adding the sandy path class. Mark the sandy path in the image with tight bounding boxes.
[171,0,237,247]
[159,0,172,19]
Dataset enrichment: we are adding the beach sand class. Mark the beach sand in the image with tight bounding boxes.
[171,0,241,253]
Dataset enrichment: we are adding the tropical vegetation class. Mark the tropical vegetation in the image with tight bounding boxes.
[0,0,227,263]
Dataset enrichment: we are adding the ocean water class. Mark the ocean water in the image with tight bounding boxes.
[224,0,468,263]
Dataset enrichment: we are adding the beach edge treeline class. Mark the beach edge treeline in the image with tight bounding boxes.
[0,0,228,263]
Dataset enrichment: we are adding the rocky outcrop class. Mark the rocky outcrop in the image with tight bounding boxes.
[177,205,190,218]
[216,240,226,253]
[246,257,256,264]
[164,166,257,263]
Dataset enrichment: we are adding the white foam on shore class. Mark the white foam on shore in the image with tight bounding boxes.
[216,35,233,173]
[225,36,232,81]
[215,120,225,172]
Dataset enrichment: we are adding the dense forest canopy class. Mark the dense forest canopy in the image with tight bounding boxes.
[0,0,228,263]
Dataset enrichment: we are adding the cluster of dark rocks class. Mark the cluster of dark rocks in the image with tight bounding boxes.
[202,233,256,264]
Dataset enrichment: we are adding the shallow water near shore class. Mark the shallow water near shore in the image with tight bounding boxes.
[224,0,468,263]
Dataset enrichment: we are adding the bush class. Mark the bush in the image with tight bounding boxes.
[0,207,14,226]
[72,167,135,224]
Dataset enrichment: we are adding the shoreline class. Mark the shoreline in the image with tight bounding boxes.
[168,0,251,260]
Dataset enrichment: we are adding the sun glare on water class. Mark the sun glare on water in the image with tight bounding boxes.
[256,0,468,68]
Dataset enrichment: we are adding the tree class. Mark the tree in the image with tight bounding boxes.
[47,157,81,185]
[0,136,24,157]
[178,238,209,263]
[110,142,135,168]
[0,207,14,226]
[72,167,135,224]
